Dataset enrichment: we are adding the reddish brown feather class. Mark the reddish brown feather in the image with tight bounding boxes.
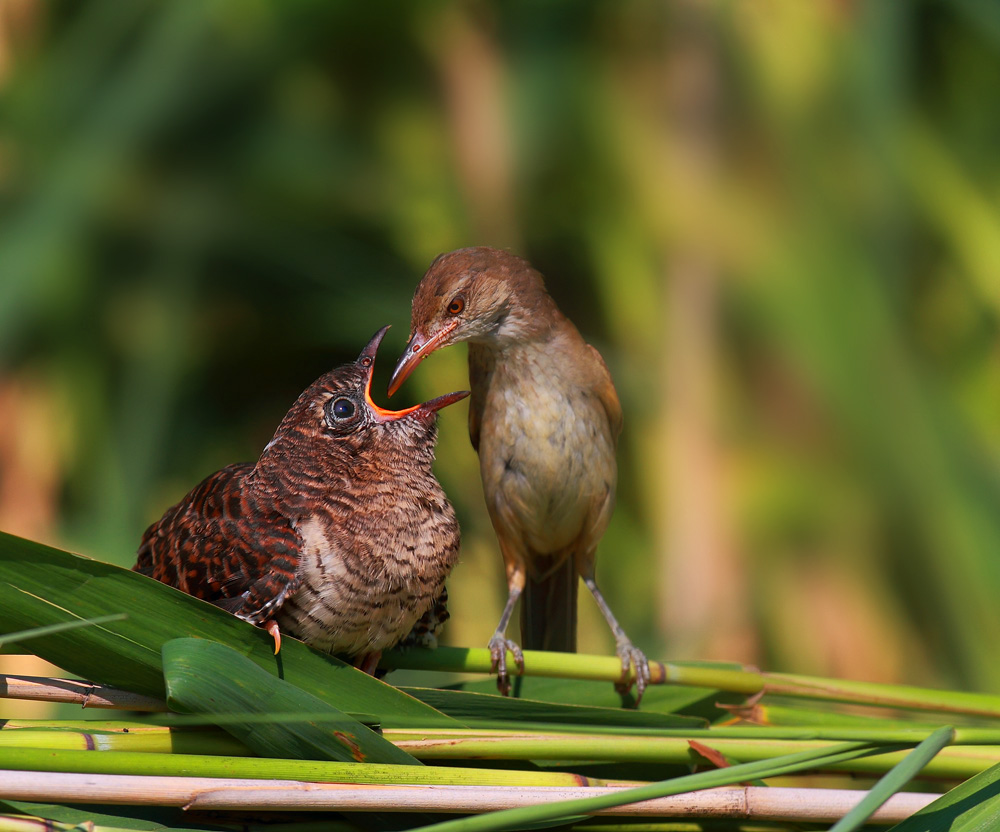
[134,331,463,663]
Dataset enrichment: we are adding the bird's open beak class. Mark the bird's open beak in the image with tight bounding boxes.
[386,320,460,397]
[359,325,469,421]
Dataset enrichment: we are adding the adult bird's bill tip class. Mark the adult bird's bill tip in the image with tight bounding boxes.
[387,332,428,397]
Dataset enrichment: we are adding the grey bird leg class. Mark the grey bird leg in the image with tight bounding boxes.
[583,575,650,703]
[488,584,525,696]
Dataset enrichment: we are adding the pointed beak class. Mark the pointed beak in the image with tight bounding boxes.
[387,320,460,397]
[357,325,392,368]
[360,325,469,422]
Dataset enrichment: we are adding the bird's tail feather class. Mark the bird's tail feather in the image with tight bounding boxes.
[520,556,578,653]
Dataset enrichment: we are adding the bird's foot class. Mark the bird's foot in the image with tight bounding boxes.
[265,620,282,655]
[488,635,524,696]
[356,651,383,676]
[613,639,651,704]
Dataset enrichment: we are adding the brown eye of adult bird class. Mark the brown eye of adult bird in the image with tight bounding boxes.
[134,325,469,673]
[388,246,651,703]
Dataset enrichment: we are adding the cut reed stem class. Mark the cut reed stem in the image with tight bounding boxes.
[0,675,168,711]
[0,747,614,787]
[0,770,935,822]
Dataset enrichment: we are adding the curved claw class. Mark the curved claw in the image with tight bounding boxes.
[613,641,651,705]
[488,635,525,696]
[265,620,282,655]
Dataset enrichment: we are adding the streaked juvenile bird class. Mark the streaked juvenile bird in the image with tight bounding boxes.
[135,326,468,673]
[388,247,650,699]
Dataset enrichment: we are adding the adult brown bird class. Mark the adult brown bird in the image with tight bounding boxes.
[388,247,650,699]
[135,326,468,673]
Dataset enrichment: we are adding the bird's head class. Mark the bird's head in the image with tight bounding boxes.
[387,246,553,396]
[260,326,469,471]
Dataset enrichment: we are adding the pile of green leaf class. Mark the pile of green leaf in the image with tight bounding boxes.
[2,530,1000,832]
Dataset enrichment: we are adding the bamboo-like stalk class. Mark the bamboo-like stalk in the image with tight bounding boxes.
[382,647,1000,718]
[0,816,101,832]
[384,732,995,780]
[0,726,250,756]
[390,725,1000,746]
[763,673,1000,717]
[0,747,615,787]
[0,818,357,832]
[11,717,1000,746]
[3,719,175,732]
[0,770,935,822]
[0,675,168,711]
[4,724,996,778]
[382,647,760,691]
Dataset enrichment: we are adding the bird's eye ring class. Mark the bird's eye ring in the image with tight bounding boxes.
[329,397,356,420]
[447,296,465,315]
[360,356,372,367]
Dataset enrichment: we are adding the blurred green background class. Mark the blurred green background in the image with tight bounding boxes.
[2,0,1000,693]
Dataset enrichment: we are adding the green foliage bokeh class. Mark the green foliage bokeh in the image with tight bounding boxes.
[2,0,1000,691]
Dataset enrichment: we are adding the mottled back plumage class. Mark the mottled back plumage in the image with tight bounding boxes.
[135,326,468,665]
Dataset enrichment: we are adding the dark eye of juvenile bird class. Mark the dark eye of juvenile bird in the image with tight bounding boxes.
[447,296,465,315]
[326,396,357,424]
